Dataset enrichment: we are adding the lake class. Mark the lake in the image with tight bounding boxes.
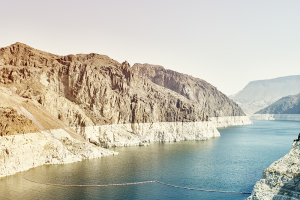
[1,120,300,200]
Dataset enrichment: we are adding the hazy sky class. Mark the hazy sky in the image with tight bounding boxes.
[1,0,300,95]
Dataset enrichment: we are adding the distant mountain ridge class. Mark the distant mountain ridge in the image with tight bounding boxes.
[230,75,300,115]
[255,93,300,114]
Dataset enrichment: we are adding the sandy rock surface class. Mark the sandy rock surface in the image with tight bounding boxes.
[0,129,116,177]
[247,141,300,200]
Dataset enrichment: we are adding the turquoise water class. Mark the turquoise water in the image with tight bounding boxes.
[1,120,300,200]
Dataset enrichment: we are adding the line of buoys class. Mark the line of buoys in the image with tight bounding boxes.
[23,168,251,194]
[156,181,251,194]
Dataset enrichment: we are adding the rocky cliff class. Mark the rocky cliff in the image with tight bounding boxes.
[0,43,241,127]
[0,42,251,176]
[132,63,244,117]
[230,76,300,115]
[247,141,300,200]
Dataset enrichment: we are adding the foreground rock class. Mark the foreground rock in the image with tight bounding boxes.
[0,129,116,177]
[247,141,300,200]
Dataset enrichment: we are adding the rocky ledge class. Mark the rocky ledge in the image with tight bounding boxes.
[247,141,300,200]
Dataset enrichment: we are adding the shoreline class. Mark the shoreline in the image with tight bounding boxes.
[251,114,300,121]
[0,116,252,178]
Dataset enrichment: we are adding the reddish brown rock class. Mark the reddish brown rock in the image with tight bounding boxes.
[0,42,245,133]
[0,107,39,136]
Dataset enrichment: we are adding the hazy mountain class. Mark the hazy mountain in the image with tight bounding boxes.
[255,93,300,114]
[230,76,300,115]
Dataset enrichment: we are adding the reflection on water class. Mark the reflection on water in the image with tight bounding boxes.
[1,120,299,200]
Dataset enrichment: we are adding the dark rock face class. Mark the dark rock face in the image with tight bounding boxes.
[0,43,245,130]
[255,93,300,114]
[132,63,245,117]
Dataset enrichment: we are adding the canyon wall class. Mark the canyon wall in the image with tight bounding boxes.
[230,76,300,115]
[0,43,252,177]
[255,93,300,115]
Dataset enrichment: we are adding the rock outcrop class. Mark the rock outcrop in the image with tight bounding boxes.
[230,76,300,115]
[247,141,300,200]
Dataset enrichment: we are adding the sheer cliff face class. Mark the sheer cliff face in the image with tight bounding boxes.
[0,43,244,132]
[132,63,245,117]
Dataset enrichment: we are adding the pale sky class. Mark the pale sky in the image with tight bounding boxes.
[1,0,300,95]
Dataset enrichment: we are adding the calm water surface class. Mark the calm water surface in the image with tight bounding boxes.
[1,120,300,200]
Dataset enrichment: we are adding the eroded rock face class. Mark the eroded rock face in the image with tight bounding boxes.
[247,141,300,200]
[0,107,39,136]
[0,43,245,131]
[132,63,245,117]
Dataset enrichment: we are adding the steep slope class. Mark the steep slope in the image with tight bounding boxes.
[230,76,300,115]
[247,141,300,200]
[132,63,245,117]
[255,93,300,114]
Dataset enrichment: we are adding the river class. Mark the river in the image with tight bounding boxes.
[1,120,299,200]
